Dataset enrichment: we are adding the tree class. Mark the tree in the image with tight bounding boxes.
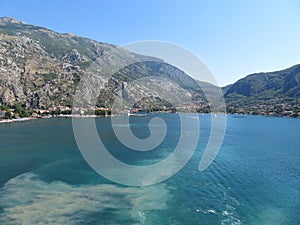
[4,111,11,119]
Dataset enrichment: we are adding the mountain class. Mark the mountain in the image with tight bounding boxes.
[0,17,206,111]
[225,64,300,97]
[223,65,300,116]
[224,65,300,105]
[1,16,299,116]
[221,84,232,94]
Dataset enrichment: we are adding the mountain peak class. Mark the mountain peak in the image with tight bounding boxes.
[0,16,25,25]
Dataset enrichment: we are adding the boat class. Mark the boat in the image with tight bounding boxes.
[128,108,148,117]
[127,112,148,117]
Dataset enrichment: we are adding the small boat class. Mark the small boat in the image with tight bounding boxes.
[128,108,148,117]
[128,112,148,117]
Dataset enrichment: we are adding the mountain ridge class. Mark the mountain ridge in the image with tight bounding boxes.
[225,64,300,97]
[0,17,299,117]
[0,17,209,114]
[224,64,300,115]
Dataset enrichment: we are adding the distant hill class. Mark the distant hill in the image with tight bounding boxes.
[224,64,300,108]
[221,84,232,94]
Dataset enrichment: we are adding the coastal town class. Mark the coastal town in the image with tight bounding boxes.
[1,99,299,123]
[226,100,300,118]
[0,105,111,123]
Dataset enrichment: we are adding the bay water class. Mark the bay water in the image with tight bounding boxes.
[0,114,299,224]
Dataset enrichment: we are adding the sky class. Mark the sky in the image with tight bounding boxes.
[0,0,300,86]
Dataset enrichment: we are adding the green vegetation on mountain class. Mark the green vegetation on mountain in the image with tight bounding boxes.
[0,17,209,114]
[224,65,300,116]
[225,64,300,99]
[0,16,299,118]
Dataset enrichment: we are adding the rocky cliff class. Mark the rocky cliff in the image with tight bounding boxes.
[0,17,206,110]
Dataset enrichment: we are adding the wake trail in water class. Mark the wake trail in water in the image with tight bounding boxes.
[0,173,170,225]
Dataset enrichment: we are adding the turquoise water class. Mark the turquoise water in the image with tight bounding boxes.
[0,114,299,224]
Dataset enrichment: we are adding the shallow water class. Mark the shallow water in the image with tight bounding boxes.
[0,114,299,224]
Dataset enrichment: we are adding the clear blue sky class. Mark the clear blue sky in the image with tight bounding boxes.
[1,0,300,86]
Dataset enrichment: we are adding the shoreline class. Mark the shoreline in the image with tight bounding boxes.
[0,117,36,123]
[0,114,103,124]
[0,112,299,124]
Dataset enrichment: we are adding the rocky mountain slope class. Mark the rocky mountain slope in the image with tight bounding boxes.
[1,16,299,115]
[0,17,206,110]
